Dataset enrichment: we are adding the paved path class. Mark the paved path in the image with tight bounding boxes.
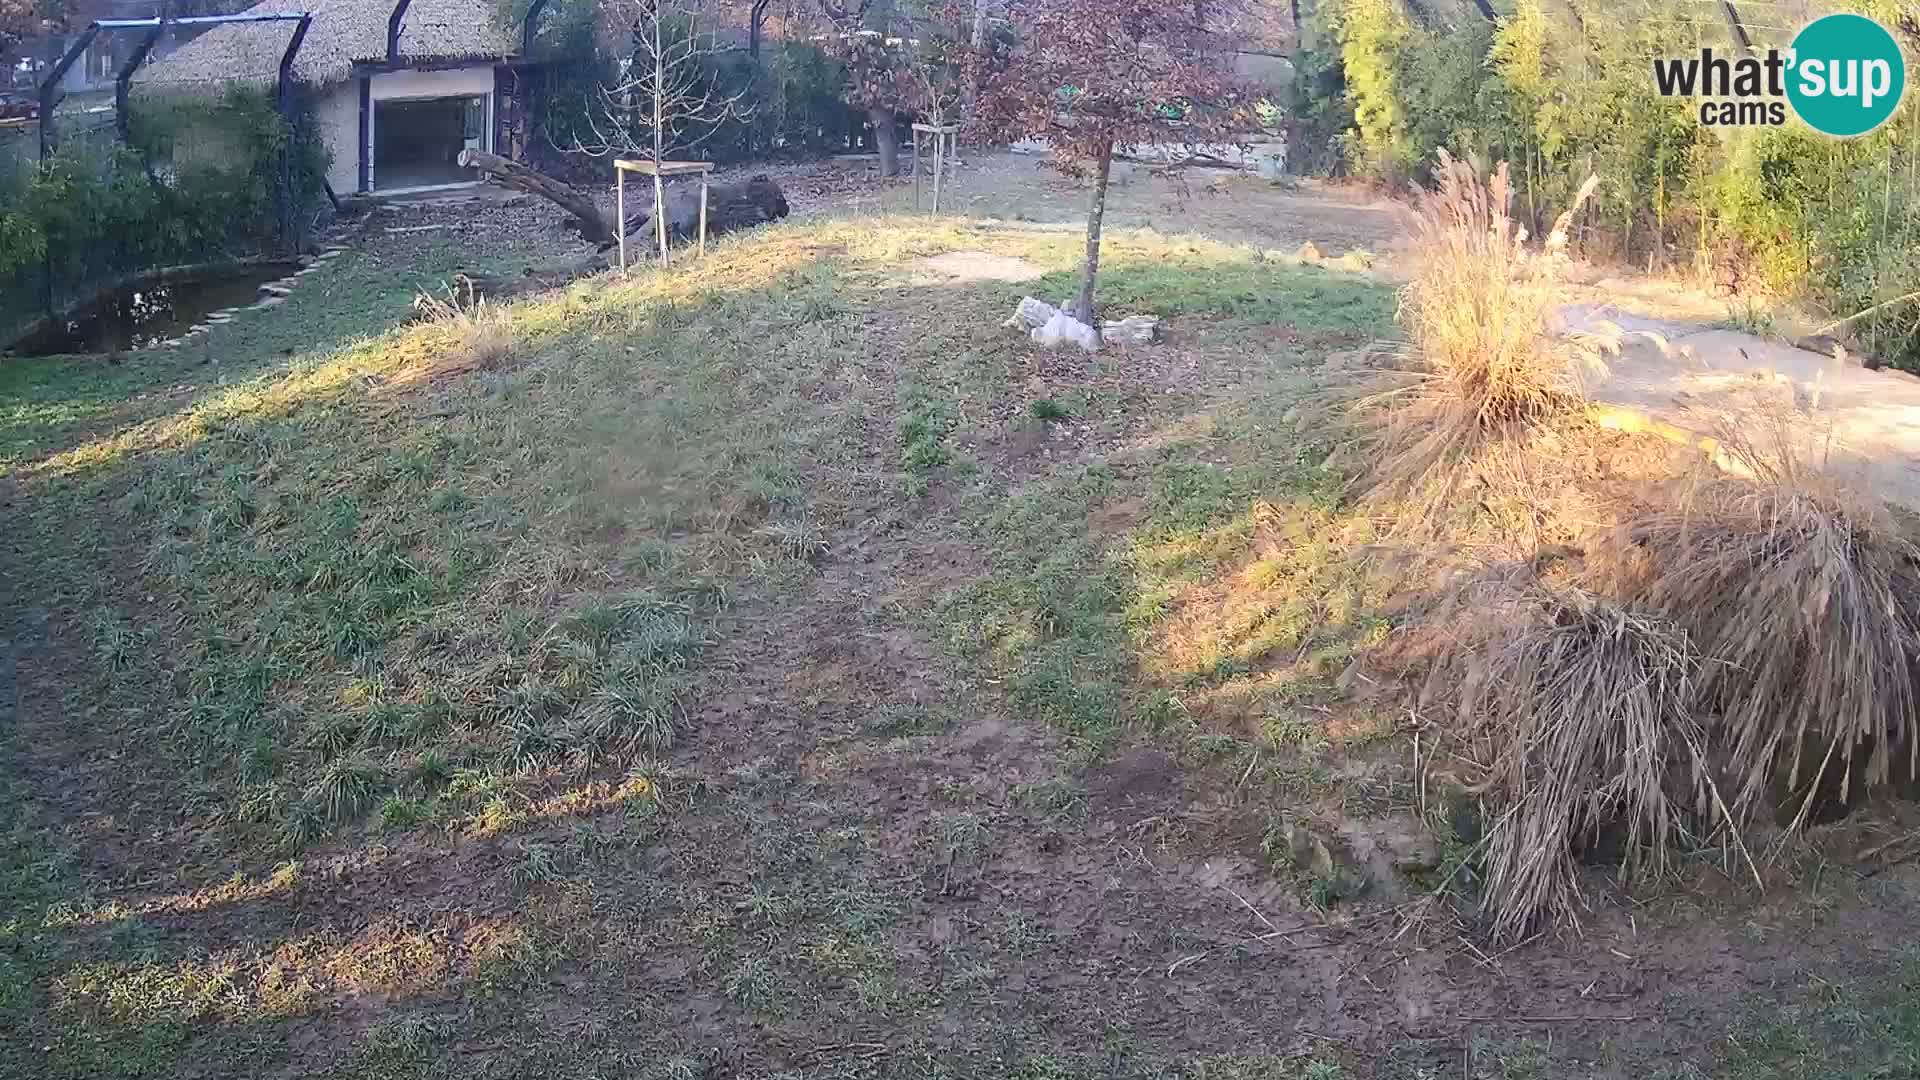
[1560,302,1920,510]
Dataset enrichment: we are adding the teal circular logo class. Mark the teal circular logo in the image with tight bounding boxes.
[1787,13,1907,138]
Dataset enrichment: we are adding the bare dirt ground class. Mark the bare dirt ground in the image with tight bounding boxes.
[2,163,1918,1080]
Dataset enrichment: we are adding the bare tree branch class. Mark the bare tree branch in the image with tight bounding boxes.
[561,0,754,164]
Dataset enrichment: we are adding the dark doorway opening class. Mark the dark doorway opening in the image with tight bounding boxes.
[374,95,484,191]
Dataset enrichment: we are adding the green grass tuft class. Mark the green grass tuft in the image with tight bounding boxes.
[1029,398,1071,421]
[308,758,381,823]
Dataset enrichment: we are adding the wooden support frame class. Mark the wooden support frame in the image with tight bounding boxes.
[386,0,412,60]
[521,0,552,57]
[911,122,960,215]
[614,158,715,271]
[115,9,171,145]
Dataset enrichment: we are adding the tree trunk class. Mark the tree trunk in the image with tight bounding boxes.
[457,149,614,244]
[1074,141,1114,334]
[749,0,769,57]
[870,107,900,176]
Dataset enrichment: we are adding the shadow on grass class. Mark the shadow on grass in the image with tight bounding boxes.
[0,217,1401,1079]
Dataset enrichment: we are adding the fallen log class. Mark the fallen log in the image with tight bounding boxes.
[457,148,790,254]
[616,175,791,246]
[458,148,615,244]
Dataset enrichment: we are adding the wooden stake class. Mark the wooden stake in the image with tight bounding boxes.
[616,166,627,273]
[911,124,958,218]
[698,175,709,257]
[932,129,944,215]
[654,171,669,267]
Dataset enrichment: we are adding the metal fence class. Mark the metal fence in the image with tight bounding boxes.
[1,14,321,351]
[0,120,35,191]
[1,107,139,343]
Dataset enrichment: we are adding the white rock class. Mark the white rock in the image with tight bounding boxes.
[1102,315,1159,344]
[1005,295,1059,330]
[1032,311,1100,352]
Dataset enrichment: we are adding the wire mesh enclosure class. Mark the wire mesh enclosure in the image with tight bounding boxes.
[1,14,326,351]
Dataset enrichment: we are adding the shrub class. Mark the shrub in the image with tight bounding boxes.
[1595,426,1920,829]
[1399,422,1920,938]
[1,86,326,333]
[1294,0,1920,370]
[1354,153,1598,504]
[1446,584,1706,941]
[414,281,518,375]
[1331,0,1413,182]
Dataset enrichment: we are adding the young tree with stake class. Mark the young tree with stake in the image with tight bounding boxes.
[567,0,751,242]
[966,0,1252,332]
[817,0,969,176]
[569,0,752,166]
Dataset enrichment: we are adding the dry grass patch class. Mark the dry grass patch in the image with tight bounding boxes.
[1420,578,1709,939]
[1343,157,1920,937]
[1595,429,1920,830]
[1381,409,1920,936]
[1349,153,1599,514]
[404,282,520,383]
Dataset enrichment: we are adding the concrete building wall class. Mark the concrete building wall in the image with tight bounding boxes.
[315,80,359,194]
[313,65,497,193]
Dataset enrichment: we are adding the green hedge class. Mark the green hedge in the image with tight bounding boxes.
[0,86,327,336]
[1297,0,1920,370]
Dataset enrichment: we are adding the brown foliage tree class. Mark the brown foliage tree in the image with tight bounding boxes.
[1,0,67,67]
[820,1,965,176]
[965,0,1253,328]
[832,26,916,174]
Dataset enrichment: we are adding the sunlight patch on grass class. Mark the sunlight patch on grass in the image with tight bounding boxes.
[48,913,486,1030]
[946,401,1382,756]
[43,863,301,931]
[1138,500,1393,699]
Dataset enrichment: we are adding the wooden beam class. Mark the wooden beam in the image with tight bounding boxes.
[1718,0,1754,53]
[387,0,412,61]
[116,9,170,144]
[522,0,551,57]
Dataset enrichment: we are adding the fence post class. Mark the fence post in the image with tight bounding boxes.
[116,11,171,147]
[276,14,314,253]
[38,24,104,160]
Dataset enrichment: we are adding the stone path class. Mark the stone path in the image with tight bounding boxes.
[1560,302,1920,510]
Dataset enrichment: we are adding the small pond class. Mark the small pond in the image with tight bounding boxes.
[8,263,300,356]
